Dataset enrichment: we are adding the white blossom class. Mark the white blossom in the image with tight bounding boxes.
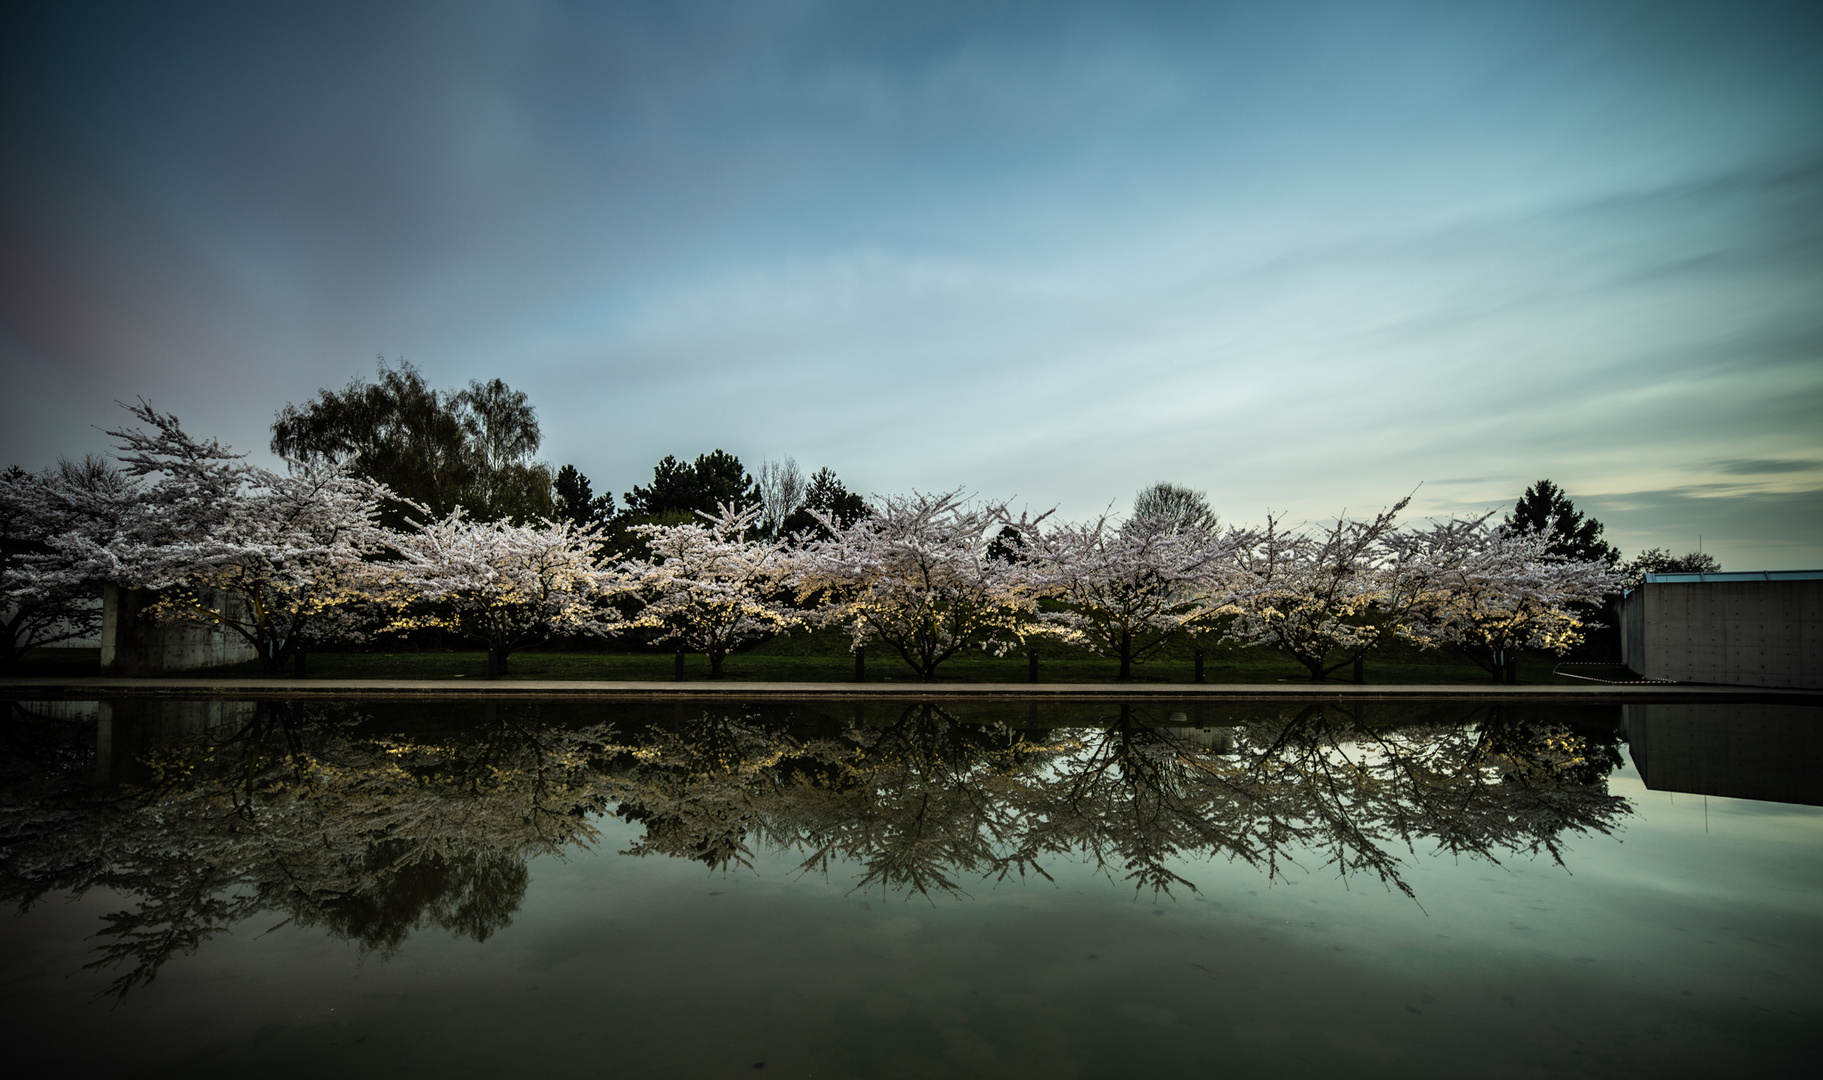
[619,503,801,677]
[790,491,1050,679]
[1,458,135,668]
[1022,512,1250,679]
[1221,497,1414,680]
[1387,516,1620,674]
[50,402,397,672]
[388,507,612,672]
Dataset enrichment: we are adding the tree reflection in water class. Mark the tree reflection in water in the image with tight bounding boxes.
[0,697,1628,999]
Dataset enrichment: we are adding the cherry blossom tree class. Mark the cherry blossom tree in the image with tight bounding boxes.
[791,491,1049,680]
[0,457,135,671]
[1388,516,1620,678]
[1023,512,1249,679]
[389,508,612,674]
[49,402,397,673]
[618,503,801,678]
[1222,497,1416,680]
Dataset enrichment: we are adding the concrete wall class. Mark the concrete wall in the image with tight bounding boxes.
[99,583,259,675]
[1619,579,1822,689]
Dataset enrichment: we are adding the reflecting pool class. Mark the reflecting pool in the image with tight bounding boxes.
[2,697,1819,1077]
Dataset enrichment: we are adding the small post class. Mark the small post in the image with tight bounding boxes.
[1028,648,1039,683]
[486,646,500,680]
[1353,654,1364,684]
[1194,649,1205,684]
[293,642,306,678]
[674,649,686,681]
[854,645,866,682]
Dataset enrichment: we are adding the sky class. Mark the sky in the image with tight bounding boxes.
[2,0,1820,568]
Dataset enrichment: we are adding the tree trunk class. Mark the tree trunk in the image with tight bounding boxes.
[1117,630,1132,681]
[709,649,725,678]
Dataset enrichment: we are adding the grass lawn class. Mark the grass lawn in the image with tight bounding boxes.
[10,629,1581,684]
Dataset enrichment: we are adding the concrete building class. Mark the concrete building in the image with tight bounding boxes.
[1619,571,1822,690]
[98,584,257,675]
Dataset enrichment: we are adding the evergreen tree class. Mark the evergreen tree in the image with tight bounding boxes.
[623,450,758,519]
[1503,480,1621,567]
[780,467,869,539]
[552,465,615,530]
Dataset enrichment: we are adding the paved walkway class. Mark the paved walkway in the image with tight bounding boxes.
[2,677,1817,703]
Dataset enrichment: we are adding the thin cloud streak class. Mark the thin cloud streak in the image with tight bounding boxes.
[1,0,1819,570]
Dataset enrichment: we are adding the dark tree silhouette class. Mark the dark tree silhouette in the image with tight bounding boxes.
[623,450,758,520]
[1504,479,1621,568]
[779,467,869,539]
[1620,548,1720,590]
[271,359,553,526]
[552,464,615,530]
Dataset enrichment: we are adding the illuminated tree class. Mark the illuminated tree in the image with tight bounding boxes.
[620,503,802,677]
[1023,512,1248,679]
[1390,516,1620,677]
[791,491,1049,679]
[389,508,612,673]
[0,457,133,670]
[53,402,396,673]
[1221,497,1414,680]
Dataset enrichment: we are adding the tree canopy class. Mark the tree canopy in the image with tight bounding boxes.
[1132,481,1218,533]
[1503,479,1621,569]
[1620,548,1720,590]
[780,466,870,539]
[271,359,553,526]
[622,450,757,520]
[552,464,615,530]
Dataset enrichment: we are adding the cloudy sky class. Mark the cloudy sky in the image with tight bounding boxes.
[3,0,1819,567]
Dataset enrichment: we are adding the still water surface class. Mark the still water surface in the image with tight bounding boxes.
[2,697,1818,1078]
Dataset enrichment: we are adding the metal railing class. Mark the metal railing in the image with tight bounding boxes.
[1552,661,1677,685]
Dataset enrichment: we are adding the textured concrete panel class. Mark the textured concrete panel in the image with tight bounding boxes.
[1627,579,1822,689]
[99,584,259,675]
